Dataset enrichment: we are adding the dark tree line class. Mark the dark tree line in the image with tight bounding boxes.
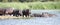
[19,0,55,2]
[0,0,59,2]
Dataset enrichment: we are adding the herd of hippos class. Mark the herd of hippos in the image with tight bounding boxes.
[0,7,57,17]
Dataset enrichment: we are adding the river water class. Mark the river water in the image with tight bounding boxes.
[0,10,60,25]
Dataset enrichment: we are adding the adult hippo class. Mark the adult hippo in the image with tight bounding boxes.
[0,8,6,16]
[5,7,14,16]
[13,9,23,17]
[22,9,31,17]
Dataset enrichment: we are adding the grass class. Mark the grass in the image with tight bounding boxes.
[0,2,60,10]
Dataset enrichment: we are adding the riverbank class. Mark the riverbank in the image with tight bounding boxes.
[0,16,33,20]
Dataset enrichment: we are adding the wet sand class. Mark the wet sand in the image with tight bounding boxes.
[0,15,33,19]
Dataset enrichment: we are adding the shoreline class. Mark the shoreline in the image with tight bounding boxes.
[0,16,33,20]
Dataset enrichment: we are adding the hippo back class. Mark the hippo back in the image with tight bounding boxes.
[5,7,14,14]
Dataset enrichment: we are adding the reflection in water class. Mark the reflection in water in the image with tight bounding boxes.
[0,10,60,25]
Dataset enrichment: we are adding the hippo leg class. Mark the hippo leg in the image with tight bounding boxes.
[13,14,16,16]
[18,13,22,16]
[16,15,18,17]
[13,12,19,17]
[23,15,25,17]
[25,14,29,17]
[13,13,17,17]
[0,14,3,16]
[9,14,12,16]
[27,14,29,17]
[25,15,27,17]
[14,13,19,17]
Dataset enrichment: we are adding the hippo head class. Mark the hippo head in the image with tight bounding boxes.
[42,12,49,17]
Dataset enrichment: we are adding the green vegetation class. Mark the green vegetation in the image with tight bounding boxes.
[0,2,60,10]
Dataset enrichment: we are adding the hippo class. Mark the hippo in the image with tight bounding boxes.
[5,7,14,16]
[13,9,19,17]
[0,8,6,16]
[41,12,57,17]
[22,9,31,17]
[30,13,42,17]
[13,9,23,17]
